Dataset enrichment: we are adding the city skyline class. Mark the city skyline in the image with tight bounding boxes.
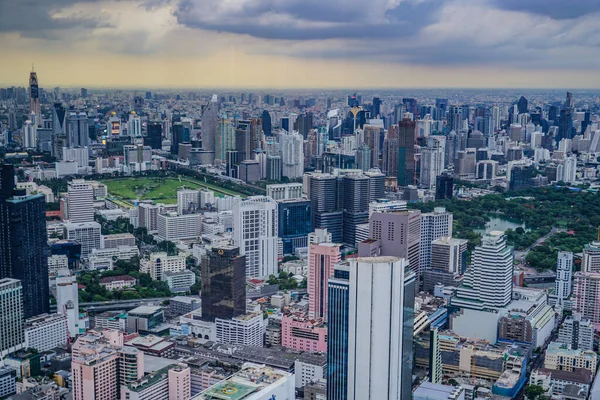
[1,0,600,88]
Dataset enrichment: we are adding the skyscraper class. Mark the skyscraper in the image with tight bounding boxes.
[29,69,41,127]
[327,256,411,400]
[420,138,445,189]
[398,118,416,186]
[144,121,163,149]
[200,95,218,163]
[419,207,453,273]
[201,245,246,321]
[363,124,381,169]
[216,117,235,162]
[453,231,514,310]
[67,112,90,148]
[382,125,399,177]
[279,130,304,179]
[308,241,341,322]
[0,165,49,318]
[309,174,343,243]
[67,180,94,223]
[555,251,573,306]
[0,278,24,358]
[232,196,278,278]
[369,210,421,276]
[261,110,272,137]
[435,174,454,200]
[517,96,528,114]
[278,198,312,255]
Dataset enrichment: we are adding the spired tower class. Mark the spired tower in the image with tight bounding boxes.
[29,68,42,127]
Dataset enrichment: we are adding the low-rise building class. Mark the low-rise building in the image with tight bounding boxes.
[100,275,137,291]
[157,212,202,242]
[48,255,69,274]
[0,367,16,398]
[192,363,294,400]
[414,382,465,400]
[141,252,187,281]
[126,336,175,358]
[294,353,326,389]
[94,311,128,332]
[101,233,136,248]
[544,341,597,373]
[281,313,327,353]
[121,364,190,400]
[530,368,593,399]
[127,306,165,334]
[24,314,68,352]
[169,296,201,316]
[557,314,594,351]
[163,270,196,293]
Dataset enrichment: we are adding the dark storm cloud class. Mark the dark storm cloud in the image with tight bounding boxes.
[0,0,115,36]
[173,0,441,41]
[492,0,600,19]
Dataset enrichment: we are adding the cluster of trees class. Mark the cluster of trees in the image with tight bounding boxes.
[77,257,172,302]
[267,271,307,290]
[412,186,600,267]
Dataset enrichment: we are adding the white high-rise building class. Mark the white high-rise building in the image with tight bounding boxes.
[23,119,37,149]
[557,314,594,351]
[127,112,142,137]
[0,279,24,358]
[555,251,573,306]
[156,212,202,242]
[453,231,514,310]
[420,207,453,273]
[67,179,94,223]
[56,269,83,337]
[177,189,199,215]
[561,156,577,184]
[420,144,445,189]
[346,256,410,400]
[62,147,89,168]
[583,241,600,273]
[63,222,102,258]
[279,130,304,179]
[233,196,278,278]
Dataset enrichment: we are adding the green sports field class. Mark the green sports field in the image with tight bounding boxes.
[102,176,245,204]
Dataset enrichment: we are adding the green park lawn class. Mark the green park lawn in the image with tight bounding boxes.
[102,176,245,204]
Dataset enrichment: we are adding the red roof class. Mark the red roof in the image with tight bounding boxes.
[249,278,263,284]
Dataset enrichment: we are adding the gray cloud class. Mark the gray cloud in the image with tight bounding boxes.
[492,0,600,19]
[173,0,441,41]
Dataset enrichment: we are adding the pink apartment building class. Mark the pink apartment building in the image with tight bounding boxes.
[308,242,341,321]
[281,313,327,353]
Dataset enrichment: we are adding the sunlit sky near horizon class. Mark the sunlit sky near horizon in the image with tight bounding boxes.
[1,0,600,89]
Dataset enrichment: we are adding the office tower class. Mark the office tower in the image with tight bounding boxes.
[201,95,218,163]
[52,103,67,135]
[171,122,188,154]
[266,183,303,201]
[383,125,399,177]
[420,207,453,273]
[127,111,142,137]
[420,141,445,189]
[555,251,573,306]
[453,231,514,309]
[296,112,313,139]
[22,119,37,149]
[215,117,235,162]
[369,210,421,275]
[355,144,371,172]
[403,97,418,115]
[327,257,411,400]
[29,69,41,127]
[309,174,343,243]
[573,272,600,325]
[177,189,199,215]
[279,130,304,179]
[0,279,24,358]
[308,241,341,321]
[67,179,94,223]
[201,245,246,322]
[232,196,278,278]
[56,270,82,337]
[517,96,528,114]
[363,124,381,168]
[235,120,252,161]
[278,198,312,255]
[80,87,88,98]
[431,237,468,274]
[144,121,162,149]
[398,118,416,186]
[0,165,49,319]
[72,330,144,400]
[372,97,382,117]
[67,112,89,148]
[509,165,535,191]
[261,110,272,137]
[123,144,152,173]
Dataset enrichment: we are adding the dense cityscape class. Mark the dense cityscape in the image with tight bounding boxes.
[0,64,599,400]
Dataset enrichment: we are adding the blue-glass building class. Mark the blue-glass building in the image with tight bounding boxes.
[278,199,312,255]
[326,266,350,400]
[0,164,49,318]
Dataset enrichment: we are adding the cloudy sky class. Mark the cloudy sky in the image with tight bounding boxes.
[0,0,599,88]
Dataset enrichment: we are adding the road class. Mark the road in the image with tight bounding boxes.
[514,227,564,268]
[50,297,170,313]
